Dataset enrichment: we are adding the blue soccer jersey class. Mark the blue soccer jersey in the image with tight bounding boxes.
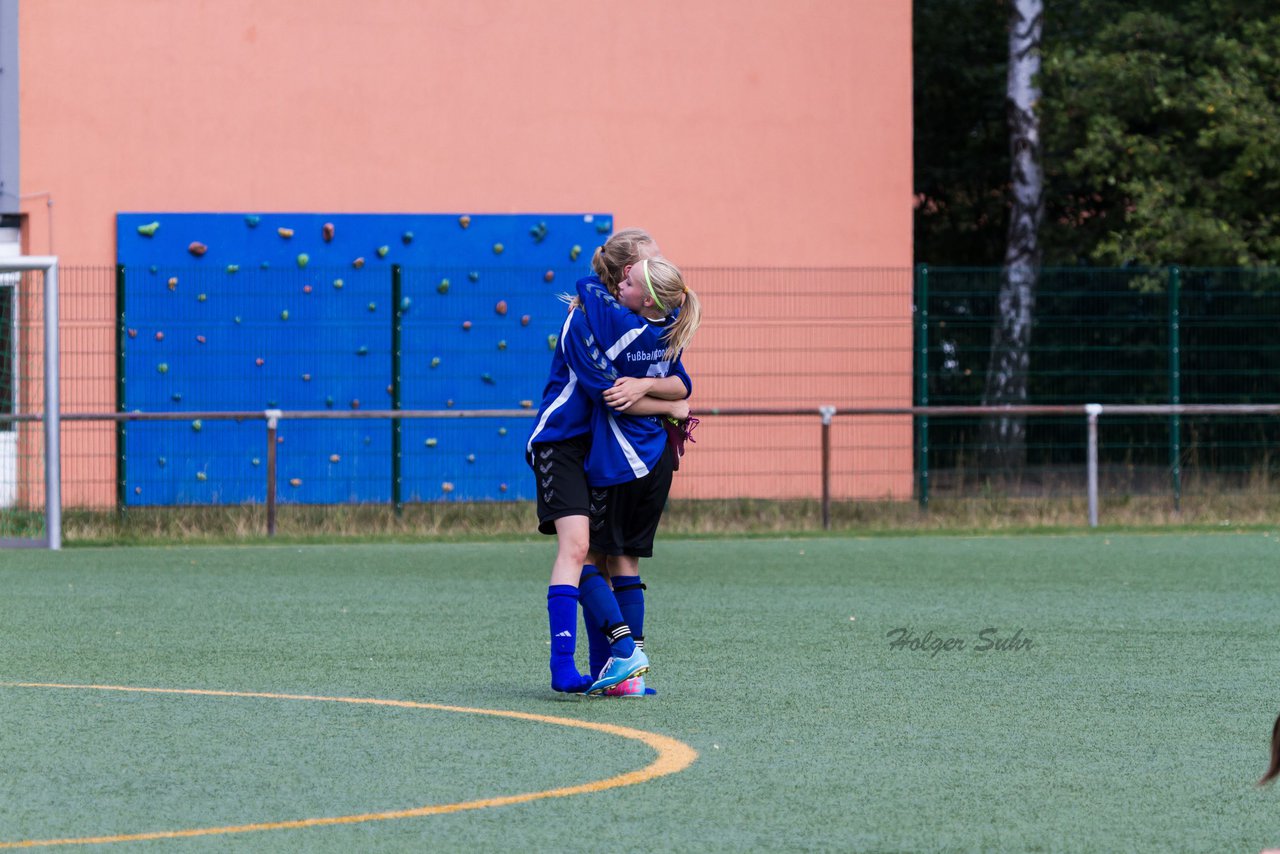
[565,276,692,487]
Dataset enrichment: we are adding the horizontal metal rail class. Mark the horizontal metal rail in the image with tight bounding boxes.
[4,404,1278,535]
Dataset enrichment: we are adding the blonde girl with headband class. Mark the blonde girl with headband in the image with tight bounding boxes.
[526,229,692,694]
[568,255,702,695]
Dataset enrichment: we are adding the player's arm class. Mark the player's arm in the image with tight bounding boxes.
[623,395,690,420]
[603,374,689,411]
[559,311,620,401]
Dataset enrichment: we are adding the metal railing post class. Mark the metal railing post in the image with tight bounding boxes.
[391,264,403,516]
[265,409,281,537]
[915,264,929,511]
[1086,403,1101,528]
[819,406,836,530]
[1168,265,1182,512]
[115,264,127,517]
[43,261,61,549]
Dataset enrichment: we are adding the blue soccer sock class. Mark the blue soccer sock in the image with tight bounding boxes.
[584,607,612,679]
[578,565,636,660]
[547,585,590,693]
[612,575,646,652]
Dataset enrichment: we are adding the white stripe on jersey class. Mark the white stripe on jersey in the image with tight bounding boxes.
[606,410,650,480]
[527,314,580,453]
[605,324,648,361]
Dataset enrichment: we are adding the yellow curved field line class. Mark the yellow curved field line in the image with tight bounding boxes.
[0,681,698,849]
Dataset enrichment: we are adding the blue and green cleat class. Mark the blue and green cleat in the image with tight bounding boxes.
[586,648,649,695]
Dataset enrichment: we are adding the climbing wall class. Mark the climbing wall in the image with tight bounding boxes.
[116,213,611,505]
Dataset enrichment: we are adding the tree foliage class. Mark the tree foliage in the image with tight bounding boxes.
[915,0,1280,267]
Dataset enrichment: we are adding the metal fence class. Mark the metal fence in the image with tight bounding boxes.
[917,266,1280,499]
[2,265,1279,533]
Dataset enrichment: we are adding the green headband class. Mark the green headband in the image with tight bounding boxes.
[643,259,668,312]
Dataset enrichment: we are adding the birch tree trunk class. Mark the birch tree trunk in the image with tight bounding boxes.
[979,0,1044,474]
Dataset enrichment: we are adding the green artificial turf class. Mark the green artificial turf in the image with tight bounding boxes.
[1,533,1279,851]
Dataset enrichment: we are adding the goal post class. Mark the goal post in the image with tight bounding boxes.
[0,256,60,549]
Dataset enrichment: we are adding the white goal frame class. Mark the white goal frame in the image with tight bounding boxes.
[0,256,60,549]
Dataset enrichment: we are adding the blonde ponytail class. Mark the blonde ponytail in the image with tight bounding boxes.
[640,257,702,361]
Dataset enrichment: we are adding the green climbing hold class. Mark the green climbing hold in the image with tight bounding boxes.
[137,221,160,237]
[297,253,310,268]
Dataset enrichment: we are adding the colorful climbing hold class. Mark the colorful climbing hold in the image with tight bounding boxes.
[196,335,206,344]
[168,277,178,290]
[157,456,167,467]
[137,221,160,237]
[352,257,365,269]
[188,242,207,256]
[297,253,309,268]
[458,215,471,229]
[468,271,480,282]
[530,222,548,243]
[425,438,438,447]
[280,310,289,321]
[127,328,137,338]
[157,362,169,373]
[430,357,441,368]
[333,278,344,289]
[356,346,368,356]
[301,373,311,382]
[570,245,582,261]
[252,458,261,466]
[493,243,504,255]
[467,454,476,463]
[325,397,334,408]
[402,231,414,245]
[547,334,558,350]
[497,340,507,350]
[226,264,240,273]
[481,373,495,384]
[329,454,340,463]
[499,483,508,493]
[245,215,260,228]
[520,400,533,408]
[377,245,389,258]
[367,302,377,312]
[155,331,165,341]
[437,279,450,294]
[278,227,294,239]
[400,297,412,312]
[255,357,265,366]
[350,399,360,409]
[197,472,208,482]
[289,478,302,488]
[462,320,472,331]
[171,393,182,402]
[495,300,508,315]
[521,315,531,326]
[544,270,555,282]
[303,284,313,294]
[498,427,508,436]
[191,419,202,431]
[322,222,335,242]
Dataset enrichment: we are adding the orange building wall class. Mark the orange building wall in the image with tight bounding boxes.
[17,0,913,506]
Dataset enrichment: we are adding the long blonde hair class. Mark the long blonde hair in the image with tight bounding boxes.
[640,257,702,361]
